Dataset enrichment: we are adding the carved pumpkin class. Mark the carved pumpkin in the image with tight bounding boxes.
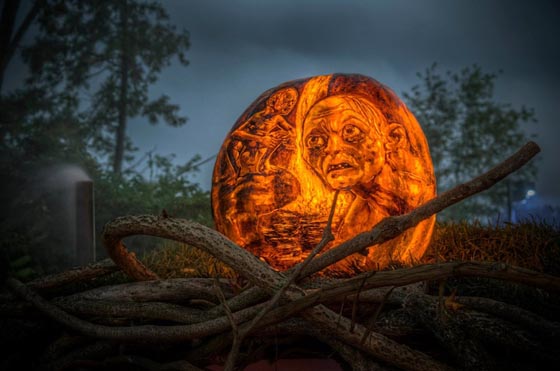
[211,74,436,276]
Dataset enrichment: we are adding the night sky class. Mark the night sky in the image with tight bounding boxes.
[7,0,560,205]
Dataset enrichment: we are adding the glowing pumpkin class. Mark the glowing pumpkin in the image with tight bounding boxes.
[212,74,436,276]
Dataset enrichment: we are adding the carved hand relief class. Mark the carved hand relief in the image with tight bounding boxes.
[212,74,436,276]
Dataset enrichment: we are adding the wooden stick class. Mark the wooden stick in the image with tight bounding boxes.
[27,259,120,291]
[299,141,541,277]
[96,141,541,370]
[222,190,340,369]
[11,141,538,370]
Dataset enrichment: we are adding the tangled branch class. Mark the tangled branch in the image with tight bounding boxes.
[6,141,560,371]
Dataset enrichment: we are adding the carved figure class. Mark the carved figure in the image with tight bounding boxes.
[227,87,298,177]
[212,74,436,275]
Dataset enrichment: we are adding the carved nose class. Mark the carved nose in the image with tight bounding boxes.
[326,135,342,155]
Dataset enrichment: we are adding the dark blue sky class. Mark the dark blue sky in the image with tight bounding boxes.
[6,0,560,205]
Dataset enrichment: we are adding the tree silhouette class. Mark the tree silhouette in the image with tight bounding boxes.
[23,0,190,175]
[0,0,45,93]
[404,64,537,221]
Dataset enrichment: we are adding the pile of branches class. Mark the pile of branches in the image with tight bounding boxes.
[3,141,560,371]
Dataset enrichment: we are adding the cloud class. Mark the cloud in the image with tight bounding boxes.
[6,0,557,201]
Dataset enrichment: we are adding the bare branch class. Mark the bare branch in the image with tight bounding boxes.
[223,190,340,369]
[5,141,527,369]
[360,286,395,344]
[239,190,340,337]
[6,277,267,342]
[350,271,372,332]
[102,142,540,294]
[27,259,120,291]
[455,296,560,338]
[102,215,286,287]
[214,274,241,371]
[66,277,231,303]
[54,298,208,324]
[293,262,560,311]
[299,141,541,277]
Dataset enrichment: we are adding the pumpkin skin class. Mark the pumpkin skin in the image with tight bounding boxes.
[211,74,436,276]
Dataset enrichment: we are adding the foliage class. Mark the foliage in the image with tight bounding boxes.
[0,0,43,92]
[0,119,211,273]
[404,64,537,221]
[0,86,98,270]
[0,0,207,274]
[94,154,212,259]
[22,0,190,174]
[0,2,544,273]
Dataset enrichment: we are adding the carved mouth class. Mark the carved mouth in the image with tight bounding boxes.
[327,162,353,173]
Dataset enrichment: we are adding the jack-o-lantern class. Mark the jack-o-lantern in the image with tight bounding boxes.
[212,74,436,276]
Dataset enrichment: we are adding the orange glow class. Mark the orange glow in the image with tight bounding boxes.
[212,74,436,276]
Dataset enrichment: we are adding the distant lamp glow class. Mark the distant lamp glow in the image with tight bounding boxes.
[211,74,436,276]
[526,189,536,198]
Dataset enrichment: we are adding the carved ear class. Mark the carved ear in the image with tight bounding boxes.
[385,123,406,151]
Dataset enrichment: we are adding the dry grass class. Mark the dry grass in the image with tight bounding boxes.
[143,240,239,280]
[124,221,560,319]
[142,220,560,279]
[422,219,560,274]
[418,220,560,316]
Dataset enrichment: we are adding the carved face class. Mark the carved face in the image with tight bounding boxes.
[212,74,437,275]
[302,95,386,189]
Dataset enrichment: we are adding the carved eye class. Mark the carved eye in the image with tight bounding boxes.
[306,134,327,150]
[342,124,364,143]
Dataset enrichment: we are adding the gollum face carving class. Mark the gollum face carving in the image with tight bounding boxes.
[302,95,386,190]
[212,74,437,274]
